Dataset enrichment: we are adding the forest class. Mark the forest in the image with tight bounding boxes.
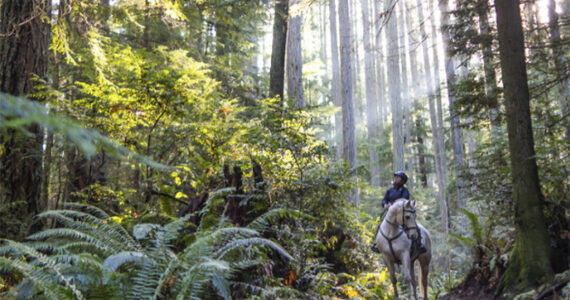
[0,0,568,299]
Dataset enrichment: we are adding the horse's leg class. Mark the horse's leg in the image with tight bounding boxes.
[385,260,399,300]
[419,258,429,300]
[401,253,415,300]
[410,259,418,300]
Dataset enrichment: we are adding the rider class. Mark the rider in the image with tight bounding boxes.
[372,171,426,254]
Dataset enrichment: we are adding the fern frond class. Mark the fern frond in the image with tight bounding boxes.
[27,228,119,254]
[151,256,181,299]
[214,237,293,261]
[247,208,314,231]
[62,203,111,220]
[0,257,69,300]
[461,209,483,244]
[36,210,138,251]
[210,269,231,300]
[0,240,85,300]
[449,233,475,249]
[132,223,161,240]
[103,251,146,272]
[175,258,230,300]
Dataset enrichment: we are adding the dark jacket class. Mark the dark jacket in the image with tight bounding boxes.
[381,185,410,206]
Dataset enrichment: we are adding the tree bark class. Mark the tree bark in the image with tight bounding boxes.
[405,1,420,190]
[286,0,304,109]
[329,0,343,160]
[548,0,569,138]
[270,0,288,100]
[0,0,51,239]
[398,0,413,188]
[495,0,553,290]
[417,0,448,269]
[477,0,501,140]
[361,0,380,187]
[373,0,387,129]
[439,0,468,210]
[339,0,358,204]
[385,0,404,172]
[415,118,428,188]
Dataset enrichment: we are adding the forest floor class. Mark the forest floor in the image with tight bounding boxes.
[437,263,502,300]
[437,266,570,300]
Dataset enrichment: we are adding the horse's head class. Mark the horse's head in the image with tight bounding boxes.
[401,200,419,240]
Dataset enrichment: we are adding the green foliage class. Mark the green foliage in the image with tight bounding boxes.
[0,204,294,299]
[0,93,165,170]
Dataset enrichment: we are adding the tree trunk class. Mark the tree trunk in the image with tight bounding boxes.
[439,0,468,210]
[495,0,553,290]
[418,0,448,269]
[329,0,343,160]
[466,116,478,194]
[0,0,51,239]
[416,118,428,188]
[339,0,358,204]
[405,1,420,190]
[270,0,288,100]
[548,0,569,138]
[350,0,360,108]
[429,0,447,185]
[286,0,304,109]
[398,0,413,188]
[478,0,501,140]
[361,0,380,187]
[374,0,386,130]
[386,0,404,172]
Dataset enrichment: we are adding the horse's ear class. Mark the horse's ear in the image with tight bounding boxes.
[411,199,416,208]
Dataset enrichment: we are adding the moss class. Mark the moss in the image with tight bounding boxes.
[497,238,553,295]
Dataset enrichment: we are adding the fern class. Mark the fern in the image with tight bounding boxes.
[102,251,146,272]
[0,240,84,300]
[462,209,483,245]
[1,202,292,299]
[215,237,294,262]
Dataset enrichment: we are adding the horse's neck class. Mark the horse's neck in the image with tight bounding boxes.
[381,208,402,236]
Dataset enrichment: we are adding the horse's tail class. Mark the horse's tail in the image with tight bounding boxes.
[419,262,425,297]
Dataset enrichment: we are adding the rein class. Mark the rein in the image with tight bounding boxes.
[379,203,418,264]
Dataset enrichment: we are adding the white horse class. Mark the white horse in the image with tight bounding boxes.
[375,199,432,300]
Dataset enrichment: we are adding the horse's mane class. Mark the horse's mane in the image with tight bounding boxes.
[392,198,409,207]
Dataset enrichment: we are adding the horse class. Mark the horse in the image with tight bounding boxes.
[375,199,432,300]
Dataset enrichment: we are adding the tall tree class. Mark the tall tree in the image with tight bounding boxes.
[374,0,387,129]
[385,0,404,172]
[0,0,51,239]
[405,1,421,189]
[548,0,569,138]
[439,0,468,209]
[361,0,380,187]
[339,0,358,203]
[417,0,449,268]
[329,0,343,160]
[286,0,304,108]
[398,0,413,186]
[495,0,553,290]
[429,0,448,186]
[477,0,501,140]
[270,0,288,100]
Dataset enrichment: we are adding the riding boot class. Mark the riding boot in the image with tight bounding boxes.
[415,229,427,254]
[371,216,383,254]
[371,243,380,254]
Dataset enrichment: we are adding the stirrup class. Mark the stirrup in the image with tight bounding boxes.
[371,244,380,254]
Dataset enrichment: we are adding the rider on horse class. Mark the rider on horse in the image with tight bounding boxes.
[372,171,427,255]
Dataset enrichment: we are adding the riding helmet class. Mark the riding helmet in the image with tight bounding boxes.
[394,171,408,184]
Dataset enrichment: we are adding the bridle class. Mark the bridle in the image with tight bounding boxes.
[379,202,419,264]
